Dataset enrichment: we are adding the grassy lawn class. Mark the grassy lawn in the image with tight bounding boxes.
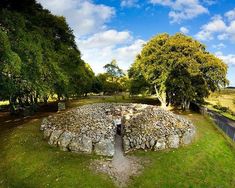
[205,88,235,120]
[0,98,235,187]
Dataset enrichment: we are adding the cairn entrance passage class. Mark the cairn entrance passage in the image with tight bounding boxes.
[40,103,196,187]
[41,103,196,157]
[113,118,127,168]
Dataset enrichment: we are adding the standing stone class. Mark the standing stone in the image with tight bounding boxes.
[48,130,64,145]
[154,138,166,150]
[182,129,195,145]
[150,139,156,148]
[81,136,93,153]
[58,102,66,111]
[40,118,50,130]
[43,129,52,139]
[57,131,74,151]
[68,137,82,152]
[168,135,180,148]
[123,136,130,152]
[69,135,92,154]
[94,138,114,156]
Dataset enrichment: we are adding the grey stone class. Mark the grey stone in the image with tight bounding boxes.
[40,118,49,130]
[168,135,180,148]
[58,102,66,111]
[48,130,64,145]
[81,136,93,153]
[68,137,82,152]
[154,138,166,150]
[94,138,115,157]
[182,129,195,145]
[150,139,156,148]
[69,136,92,154]
[43,129,52,139]
[57,131,74,151]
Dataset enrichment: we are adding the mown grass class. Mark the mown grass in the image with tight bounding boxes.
[0,98,235,188]
[129,114,235,187]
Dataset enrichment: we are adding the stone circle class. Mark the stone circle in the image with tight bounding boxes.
[40,103,196,156]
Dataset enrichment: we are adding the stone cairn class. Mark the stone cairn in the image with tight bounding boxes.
[40,103,196,157]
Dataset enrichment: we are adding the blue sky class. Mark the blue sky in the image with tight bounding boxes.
[37,0,235,86]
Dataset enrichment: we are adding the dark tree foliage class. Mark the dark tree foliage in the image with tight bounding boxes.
[0,0,95,112]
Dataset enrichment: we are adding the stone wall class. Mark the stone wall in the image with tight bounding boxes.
[122,105,196,152]
[41,103,196,156]
[41,104,117,156]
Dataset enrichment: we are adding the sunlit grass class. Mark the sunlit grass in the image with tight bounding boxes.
[205,89,235,120]
[0,101,9,106]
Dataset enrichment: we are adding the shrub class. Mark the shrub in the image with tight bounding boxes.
[213,104,235,116]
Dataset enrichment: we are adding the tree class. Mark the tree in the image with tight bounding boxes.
[0,0,95,114]
[95,60,129,95]
[129,33,228,110]
[0,29,22,106]
[104,59,124,81]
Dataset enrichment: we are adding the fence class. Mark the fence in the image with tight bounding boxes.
[191,102,235,142]
[208,111,235,142]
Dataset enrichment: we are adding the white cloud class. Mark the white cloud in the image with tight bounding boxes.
[78,31,145,73]
[37,0,146,74]
[150,0,208,23]
[78,30,133,49]
[215,51,235,66]
[195,11,235,42]
[37,0,115,36]
[121,0,139,7]
[195,15,226,40]
[180,26,189,34]
[195,30,213,41]
[201,15,226,32]
[225,8,235,21]
[202,0,217,5]
[212,43,226,49]
[217,33,228,40]
[226,20,235,41]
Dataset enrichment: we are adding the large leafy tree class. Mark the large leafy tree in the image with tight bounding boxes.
[129,33,228,110]
[0,0,95,112]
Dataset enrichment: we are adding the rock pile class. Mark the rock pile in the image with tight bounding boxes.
[40,103,196,156]
[122,105,196,152]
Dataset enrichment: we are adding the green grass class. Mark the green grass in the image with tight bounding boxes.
[128,114,235,187]
[0,98,235,187]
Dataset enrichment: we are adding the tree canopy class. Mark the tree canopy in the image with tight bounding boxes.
[0,0,96,112]
[129,33,228,110]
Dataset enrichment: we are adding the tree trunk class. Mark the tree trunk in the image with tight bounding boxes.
[30,95,34,105]
[154,85,167,109]
[181,99,190,111]
[43,96,48,105]
[185,100,190,111]
[34,94,38,104]
[9,96,17,115]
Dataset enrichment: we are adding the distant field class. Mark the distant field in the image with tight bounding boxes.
[205,88,235,120]
[0,101,9,106]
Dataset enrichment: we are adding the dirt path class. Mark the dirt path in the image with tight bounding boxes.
[92,134,143,187]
